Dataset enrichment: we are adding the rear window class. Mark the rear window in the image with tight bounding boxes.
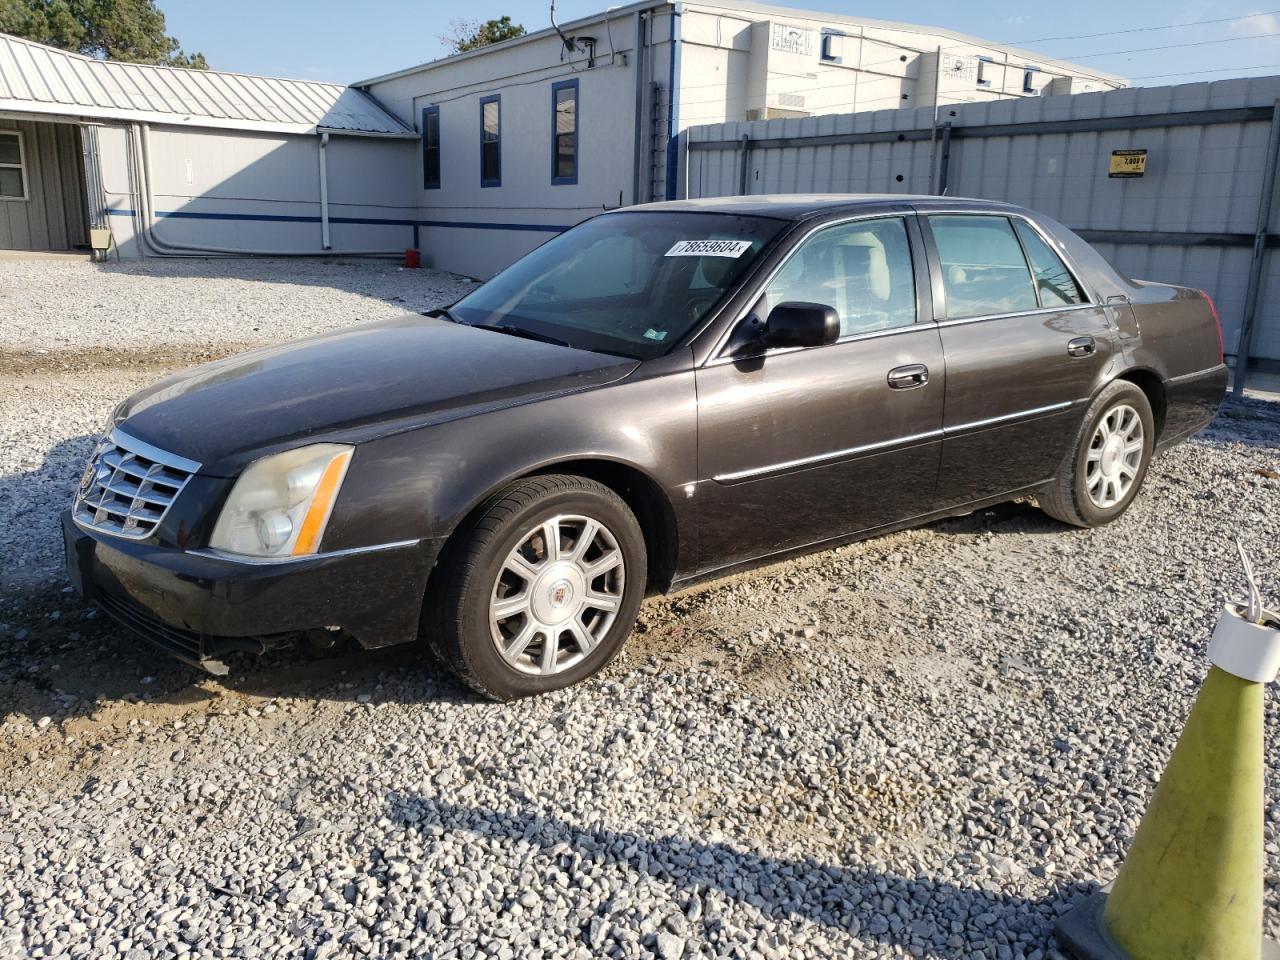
[929,215,1039,320]
[1014,220,1086,307]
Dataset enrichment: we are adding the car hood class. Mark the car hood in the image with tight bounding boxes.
[118,314,638,475]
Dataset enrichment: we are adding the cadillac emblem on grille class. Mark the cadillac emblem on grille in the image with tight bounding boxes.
[72,430,201,540]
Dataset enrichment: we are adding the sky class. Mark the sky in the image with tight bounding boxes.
[160,0,1280,86]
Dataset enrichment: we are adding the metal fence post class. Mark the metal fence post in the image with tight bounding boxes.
[737,134,751,196]
[1233,99,1280,397]
[935,122,953,196]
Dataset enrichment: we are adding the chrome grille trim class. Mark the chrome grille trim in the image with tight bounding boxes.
[72,428,201,540]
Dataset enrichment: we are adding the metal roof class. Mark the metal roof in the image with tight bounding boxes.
[0,33,415,137]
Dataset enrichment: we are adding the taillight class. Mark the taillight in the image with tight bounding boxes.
[1199,289,1224,364]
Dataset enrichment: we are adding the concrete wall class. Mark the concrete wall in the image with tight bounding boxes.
[97,124,419,258]
[0,117,87,251]
[685,74,1280,362]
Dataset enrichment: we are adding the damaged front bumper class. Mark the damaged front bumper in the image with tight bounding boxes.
[63,510,441,674]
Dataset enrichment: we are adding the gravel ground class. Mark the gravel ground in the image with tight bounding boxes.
[1,257,1278,960]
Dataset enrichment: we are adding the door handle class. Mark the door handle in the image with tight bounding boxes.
[1067,336,1096,358]
[887,363,929,389]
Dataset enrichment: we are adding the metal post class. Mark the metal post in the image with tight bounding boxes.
[1233,98,1280,397]
[737,134,751,196]
[935,122,953,196]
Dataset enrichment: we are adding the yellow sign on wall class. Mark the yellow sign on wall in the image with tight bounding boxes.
[1110,149,1148,178]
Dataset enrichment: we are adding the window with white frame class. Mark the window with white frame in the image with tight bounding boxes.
[0,132,26,200]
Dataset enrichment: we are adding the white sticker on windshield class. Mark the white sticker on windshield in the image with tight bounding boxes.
[665,239,754,258]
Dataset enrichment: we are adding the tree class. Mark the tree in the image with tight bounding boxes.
[0,0,208,68]
[440,16,526,54]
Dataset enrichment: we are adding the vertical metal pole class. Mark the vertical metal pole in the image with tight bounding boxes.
[737,134,751,196]
[935,122,953,196]
[1233,99,1280,397]
[317,132,331,251]
[631,9,648,206]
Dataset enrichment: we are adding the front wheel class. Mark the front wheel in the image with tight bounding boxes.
[1038,380,1155,528]
[426,475,647,700]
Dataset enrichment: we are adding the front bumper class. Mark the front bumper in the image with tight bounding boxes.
[63,510,442,673]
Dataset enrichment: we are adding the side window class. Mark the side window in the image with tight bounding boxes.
[1014,220,1085,307]
[480,95,501,187]
[762,217,917,338]
[422,106,440,190]
[551,79,578,185]
[929,215,1039,319]
[0,131,25,200]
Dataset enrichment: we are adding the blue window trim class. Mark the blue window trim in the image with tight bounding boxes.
[820,29,843,64]
[550,78,579,186]
[480,94,501,188]
[421,105,441,190]
[977,56,993,88]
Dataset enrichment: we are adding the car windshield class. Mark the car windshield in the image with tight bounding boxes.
[449,211,787,359]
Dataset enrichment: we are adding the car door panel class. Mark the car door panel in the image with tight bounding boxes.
[695,327,945,570]
[923,213,1115,506]
[935,307,1113,503]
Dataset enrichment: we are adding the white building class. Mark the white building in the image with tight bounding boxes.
[0,3,1124,275]
[357,0,1126,276]
[0,32,420,258]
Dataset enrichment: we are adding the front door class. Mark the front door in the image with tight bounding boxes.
[923,213,1115,506]
[695,215,945,573]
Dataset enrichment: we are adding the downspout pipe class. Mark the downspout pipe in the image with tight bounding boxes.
[318,132,332,250]
[132,123,402,258]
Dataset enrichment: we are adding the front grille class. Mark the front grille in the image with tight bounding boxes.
[72,429,200,540]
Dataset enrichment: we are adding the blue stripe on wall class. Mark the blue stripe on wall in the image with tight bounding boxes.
[106,208,567,234]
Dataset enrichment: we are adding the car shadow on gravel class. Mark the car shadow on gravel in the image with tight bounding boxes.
[384,795,1085,956]
[0,576,479,726]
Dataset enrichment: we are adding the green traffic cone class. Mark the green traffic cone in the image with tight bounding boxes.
[1056,585,1280,960]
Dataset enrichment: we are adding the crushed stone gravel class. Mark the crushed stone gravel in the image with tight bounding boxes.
[1,257,1278,960]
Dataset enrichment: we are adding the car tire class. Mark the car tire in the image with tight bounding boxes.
[425,474,647,701]
[1038,380,1155,528]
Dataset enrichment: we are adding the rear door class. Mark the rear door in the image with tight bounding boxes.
[922,212,1114,506]
[694,214,944,572]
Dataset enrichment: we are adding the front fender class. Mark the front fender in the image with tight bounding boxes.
[321,368,699,570]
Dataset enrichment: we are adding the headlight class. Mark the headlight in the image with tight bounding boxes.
[209,444,353,559]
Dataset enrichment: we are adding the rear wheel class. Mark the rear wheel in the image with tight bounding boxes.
[426,475,646,700]
[1038,380,1154,528]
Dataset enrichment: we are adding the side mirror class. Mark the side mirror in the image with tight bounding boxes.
[765,302,841,349]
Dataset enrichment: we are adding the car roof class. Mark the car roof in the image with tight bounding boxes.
[630,194,1022,221]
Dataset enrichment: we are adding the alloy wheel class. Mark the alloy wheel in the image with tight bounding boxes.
[1085,403,1144,509]
[489,514,626,675]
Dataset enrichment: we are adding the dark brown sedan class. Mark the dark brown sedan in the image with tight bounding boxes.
[64,195,1227,698]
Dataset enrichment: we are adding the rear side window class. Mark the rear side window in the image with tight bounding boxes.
[929,215,1038,319]
[1014,220,1085,306]
[763,217,917,337]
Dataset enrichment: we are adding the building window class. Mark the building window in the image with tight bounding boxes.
[480,95,501,187]
[551,79,578,185]
[820,31,842,64]
[0,131,26,200]
[422,105,441,190]
[977,56,993,88]
[1022,67,1039,94]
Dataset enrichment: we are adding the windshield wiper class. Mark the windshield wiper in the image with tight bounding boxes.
[428,306,465,324]
[467,323,573,349]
